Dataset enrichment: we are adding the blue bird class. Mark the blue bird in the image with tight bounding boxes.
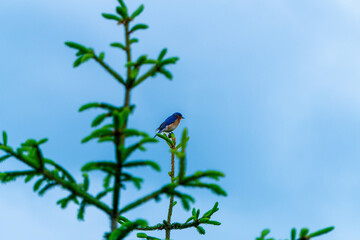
[155,112,184,137]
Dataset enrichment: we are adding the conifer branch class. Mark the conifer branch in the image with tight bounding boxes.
[137,220,205,231]
[119,188,165,214]
[93,55,126,86]
[132,64,159,87]
[0,144,112,216]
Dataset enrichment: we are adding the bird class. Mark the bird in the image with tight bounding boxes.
[154,112,184,137]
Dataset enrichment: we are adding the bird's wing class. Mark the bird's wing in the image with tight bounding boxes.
[156,115,177,131]
[157,121,167,131]
[164,115,177,125]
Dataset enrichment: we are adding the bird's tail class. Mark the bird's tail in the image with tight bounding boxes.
[154,129,160,138]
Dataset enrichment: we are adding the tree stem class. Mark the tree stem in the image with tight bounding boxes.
[111,114,121,231]
[110,20,132,232]
[124,21,132,87]
[166,136,176,240]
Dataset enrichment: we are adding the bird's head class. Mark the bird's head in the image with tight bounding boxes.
[174,112,185,119]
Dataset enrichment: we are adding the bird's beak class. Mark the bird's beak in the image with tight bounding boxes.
[182,116,185,119]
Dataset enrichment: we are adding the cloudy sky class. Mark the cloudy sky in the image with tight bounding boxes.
[1,0,360,239]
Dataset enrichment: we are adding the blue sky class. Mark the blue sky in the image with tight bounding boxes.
[1,0,360,239]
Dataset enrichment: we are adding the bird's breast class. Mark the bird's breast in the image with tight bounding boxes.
[164,119,180,132]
